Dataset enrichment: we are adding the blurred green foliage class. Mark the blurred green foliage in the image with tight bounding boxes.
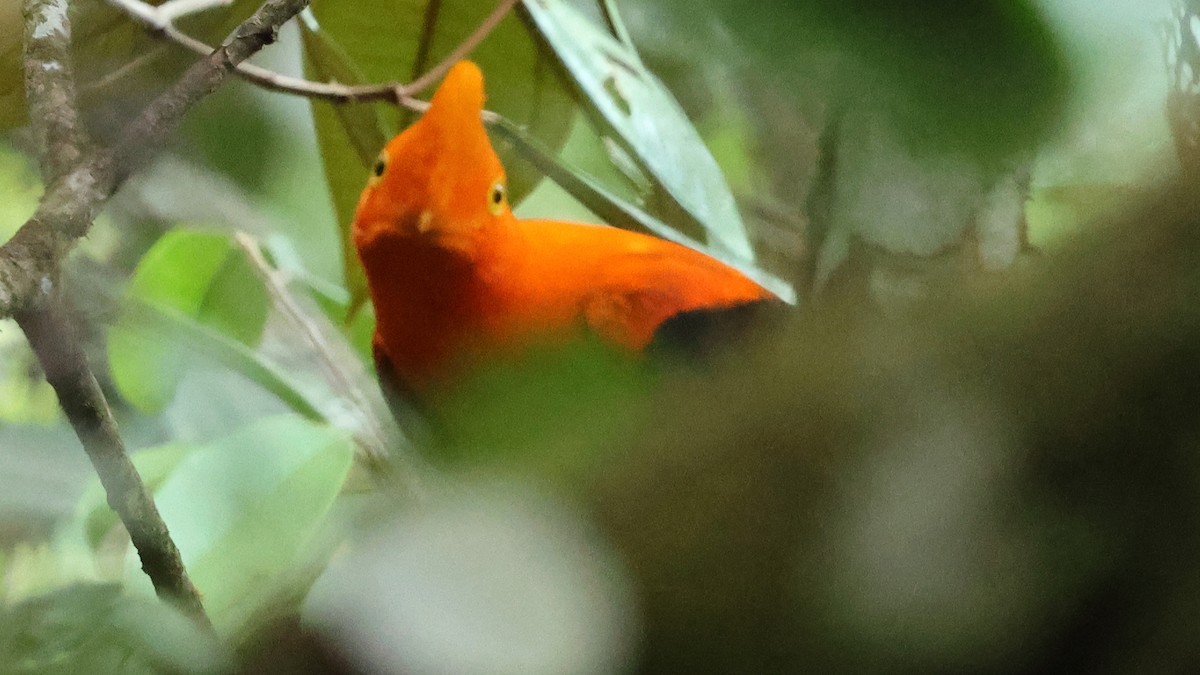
[74,415,355,635]
[432,336,653,475]
[0,583,228,673]
[0,148,58,423]
[663,0,1070,168]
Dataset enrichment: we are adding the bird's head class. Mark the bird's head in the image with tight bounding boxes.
[352,61,510,259]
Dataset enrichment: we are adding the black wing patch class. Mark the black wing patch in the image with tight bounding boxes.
[648,299,787,363]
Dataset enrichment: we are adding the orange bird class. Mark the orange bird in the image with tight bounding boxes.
[352,61,775,398]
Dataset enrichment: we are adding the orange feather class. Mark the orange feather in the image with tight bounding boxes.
[352,61,773,395]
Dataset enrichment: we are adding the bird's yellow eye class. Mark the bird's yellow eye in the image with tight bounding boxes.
[488,180,507,215]
[369,151,388,185]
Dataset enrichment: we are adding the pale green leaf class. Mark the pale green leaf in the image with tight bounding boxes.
[107,230,269,413]
[119,415,355,634]
[522,0,756,263]
[115,295,326,422]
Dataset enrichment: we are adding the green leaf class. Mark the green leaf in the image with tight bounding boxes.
[120,415,356,634]
[521,0,756,263]
[0,583,228,674]
[436,336,652,477]
[115,295,326,422]
[108,230,269,413]
[300,27,390,168]
[299,25,385,319]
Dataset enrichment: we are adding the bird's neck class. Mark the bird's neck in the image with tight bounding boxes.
[358,232,492,388]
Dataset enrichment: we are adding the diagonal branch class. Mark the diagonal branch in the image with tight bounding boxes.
[1,0,314,319]
[109,0,316,177]
[7,0,317,630]
[16,0,209,627]
[14,303,211,624]
[108,0,414,104]
[104,0,520,107]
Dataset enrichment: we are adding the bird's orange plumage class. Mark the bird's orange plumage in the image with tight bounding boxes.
[353,61,773,395]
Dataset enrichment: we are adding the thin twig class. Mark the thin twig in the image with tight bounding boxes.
[108,0,316,176]
[403,0,520,94]
[233,232,404,468]
[107,0,413,104]
[104,0,519,108]
[157,0,232,23]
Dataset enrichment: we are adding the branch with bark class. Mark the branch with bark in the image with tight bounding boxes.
[4,0,315,628]
[104,0,520,108]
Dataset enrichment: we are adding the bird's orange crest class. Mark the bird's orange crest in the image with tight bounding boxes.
[353,61,509,259]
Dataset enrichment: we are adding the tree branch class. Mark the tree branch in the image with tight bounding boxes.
[14,303,210,624]
[104,0,520,107]
[23,0,88,183]
[107,0,414,104]
[108,0,315,177]
[5,0,316,630]
[1,0,314,319]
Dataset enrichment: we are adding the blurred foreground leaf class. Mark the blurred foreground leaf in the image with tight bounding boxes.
[305,478,638,675]
[77,416,355,634]
[664,0,1068,166]
[0,583,227,673]
[434,336,651,473]
[584,182,1200,672]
